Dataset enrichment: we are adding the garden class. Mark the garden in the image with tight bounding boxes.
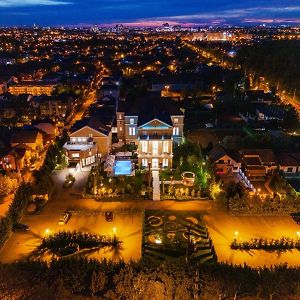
[143,210,216,264]
[160,141,220,200]
[85,163,151,201]
[227,177,300,216]
[31,231,122,258]
[231,237,300,252]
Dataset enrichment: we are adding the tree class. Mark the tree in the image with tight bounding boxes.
[90,271,107,296]
[0,175,18,197]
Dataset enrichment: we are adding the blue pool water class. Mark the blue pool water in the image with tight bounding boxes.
[114,160,132,176]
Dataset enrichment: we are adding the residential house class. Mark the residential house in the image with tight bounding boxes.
[239,149,276,179]
[209,145,241,174]
[278,153,300,176]
[151,74,200,99]
[10,129,44,152]
[98,84,120,100]
[0,146,31,172]
[63,116,112,168]
[118,92,184,169]
[32,120,58,142]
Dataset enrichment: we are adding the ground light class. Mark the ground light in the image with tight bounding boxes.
[113,227,117,234]
[155,238,162,244]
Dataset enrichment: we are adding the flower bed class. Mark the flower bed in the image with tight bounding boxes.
[32,231,122,257]
[231,237,300,251]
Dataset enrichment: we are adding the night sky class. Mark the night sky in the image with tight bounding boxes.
[0,0,300,27]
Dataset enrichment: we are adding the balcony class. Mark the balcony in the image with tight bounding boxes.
[139,134,172,140]
[63,141,96,152]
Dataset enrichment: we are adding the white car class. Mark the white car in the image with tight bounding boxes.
[205,123,214,129]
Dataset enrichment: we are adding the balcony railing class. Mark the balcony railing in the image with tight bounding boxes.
[139,134,172,140]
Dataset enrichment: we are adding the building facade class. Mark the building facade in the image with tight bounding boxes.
[118,92,184,169]
[64,120,112,168]
[9,81,56,96]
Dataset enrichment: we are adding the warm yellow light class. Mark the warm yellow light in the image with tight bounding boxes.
[155,238,162,244]
[113,227,117,234]
[234,231,239,236]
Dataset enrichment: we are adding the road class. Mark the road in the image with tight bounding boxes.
[258,82,300,111]
[65,90,97,130]
[185,41,300,112]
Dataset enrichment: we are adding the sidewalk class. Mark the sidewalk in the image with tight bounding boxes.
[152,170,160,201]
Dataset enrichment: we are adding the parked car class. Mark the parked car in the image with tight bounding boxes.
[105,211,114,222]
[30,163,37,171]
[205,123,214,129]
[59,211,71,225]
[12,223,29,232]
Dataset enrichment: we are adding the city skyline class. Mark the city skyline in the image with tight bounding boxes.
[0,0,300,26]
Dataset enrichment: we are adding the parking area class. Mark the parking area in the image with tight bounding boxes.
[0,206,143,263]
[204,203,300,267]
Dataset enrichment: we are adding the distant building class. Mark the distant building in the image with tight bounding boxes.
[33,93,76,125]
[9,81,57,96]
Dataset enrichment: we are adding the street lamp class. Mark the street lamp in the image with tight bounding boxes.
[44,228,51,237]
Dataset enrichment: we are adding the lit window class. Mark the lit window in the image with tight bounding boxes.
[152,141,158,155]
[130,118,134,125]
[141,141,148,153]
[174,118,178,124]
[163,158,168,167]
[173,127,179,136]
[119,127,123,132]
[142,158,148,167]
[72,153,80,158]
[163,141,168,152]
[129,127,136,136]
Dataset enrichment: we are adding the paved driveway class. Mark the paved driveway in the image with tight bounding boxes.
[0,166,211,263]
[204,203,300,267]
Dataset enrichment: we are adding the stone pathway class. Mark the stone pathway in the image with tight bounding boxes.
[152,170,160,201]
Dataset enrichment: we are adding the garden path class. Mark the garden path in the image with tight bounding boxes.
[152,171,160,201]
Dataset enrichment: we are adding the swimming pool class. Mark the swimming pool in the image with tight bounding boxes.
[114,160,132,176]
